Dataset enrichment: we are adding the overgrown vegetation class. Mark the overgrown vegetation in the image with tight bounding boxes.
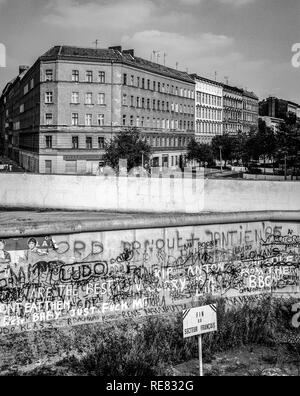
[1,295,299,376]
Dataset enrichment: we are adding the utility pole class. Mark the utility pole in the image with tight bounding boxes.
[93,39,100,49]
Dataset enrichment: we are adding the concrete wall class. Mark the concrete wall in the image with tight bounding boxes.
[0,217,299,334]
[1,173,300,213]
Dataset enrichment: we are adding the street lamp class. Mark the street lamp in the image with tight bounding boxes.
[219,146,223,172]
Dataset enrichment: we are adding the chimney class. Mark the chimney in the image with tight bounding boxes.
[109,46,122,52]
[19,65,30,75]
[123,49,135,57]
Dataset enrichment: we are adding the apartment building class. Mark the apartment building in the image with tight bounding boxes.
[222,84,258,135]
[242,90,259,134]
[0,45,195,174]
[190,74,223,144]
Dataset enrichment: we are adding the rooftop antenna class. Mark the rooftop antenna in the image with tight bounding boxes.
[93,39,100,49]
[163,53,167,66]
[214,71,218,81]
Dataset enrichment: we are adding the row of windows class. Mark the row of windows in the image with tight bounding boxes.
[122,94,194,115]
[45,69,106,84]
[71,92,106,105]
[196,107,222,121]
[196,122,222,135]
[224,97,243,109]
[44,134,190,150]
[122,115,194,131]
[123,73,194,99]
[44,113,105,126]
[224,110,242,122]
[196,92,222,107]
[45,135,105,150]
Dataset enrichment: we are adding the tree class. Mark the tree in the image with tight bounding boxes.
[275,122,300,178]
[211,134,235,167]
[187,138,214,166]
[103,127,151,171]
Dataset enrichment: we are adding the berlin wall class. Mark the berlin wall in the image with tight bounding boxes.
[0,219,299,335]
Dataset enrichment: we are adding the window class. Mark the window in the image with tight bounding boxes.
[122,94,127,106]
[45,113,53,125]
[137,77,140,87]
[147,99,150,110]
[142,98,145,109]
[130,96,134,107]
[72,113,79,126]
[142,78,145,89]
[20,104,24,113]
[136,97,140,108]
[86,137,93,149]
[97,93,105,105]
[130,115,134,126]
[72,136,79,149]
[153,99,156,111]
[131,75,134,86]
[123,74,127,85]
[45,70,53,82]
[158,82,161,92]
[30,79,34,89]
[45,135,52,149]
[153,81,156,91]
[24,85,28,95]
[86,71,93,83]
[85,114,93,126]
[98,137,105,149]
[122,115,127,126]
[72,70,79,82]
[98,114,105,126]
[147,80,151,90]
[71,92,79,104]
[85,93,93,105]
[45,92,53,104]
[98,71,105,83]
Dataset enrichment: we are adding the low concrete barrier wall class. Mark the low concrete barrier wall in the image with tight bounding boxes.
[1,173,300,213]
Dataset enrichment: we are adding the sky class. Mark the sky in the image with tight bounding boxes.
[0,0,299,102]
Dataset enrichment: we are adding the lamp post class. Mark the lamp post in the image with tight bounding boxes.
[219,146,223,172]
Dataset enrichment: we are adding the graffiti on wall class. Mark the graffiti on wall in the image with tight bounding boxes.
[0,222,299,334]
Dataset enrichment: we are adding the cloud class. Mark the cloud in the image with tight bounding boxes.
[122,30,234,67]
[43,0,155,31]
[217,0,256,5]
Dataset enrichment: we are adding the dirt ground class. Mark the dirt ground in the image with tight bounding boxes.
[172,345,300,376]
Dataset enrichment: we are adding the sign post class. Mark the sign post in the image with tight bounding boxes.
[183,304,218,377]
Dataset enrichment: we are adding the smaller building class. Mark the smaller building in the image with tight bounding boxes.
[259,96,300,122]
[259,116,284,133]
[242,90,259,134]
[222,84,243,135]
[190,74,223,144]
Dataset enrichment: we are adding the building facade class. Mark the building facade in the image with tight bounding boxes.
[259,96,300,122]
[0,46,195,174]
[242,90,259,134]
[191,74,223,144]
[222,84,243,135]
[222,84,258,136]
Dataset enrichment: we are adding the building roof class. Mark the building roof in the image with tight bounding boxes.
[40,45,195,84]
[243,90,259,100]
[189,73,223,88]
